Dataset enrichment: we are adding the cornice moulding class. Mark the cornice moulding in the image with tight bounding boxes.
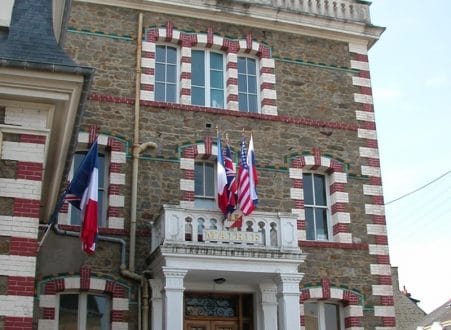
[75,0,384,49]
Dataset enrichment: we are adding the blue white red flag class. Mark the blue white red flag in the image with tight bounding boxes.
[225,143,237,215]
[247,134,258,206]
[66,141,99,254]
[237,138,255,216]
[216,134,228,215]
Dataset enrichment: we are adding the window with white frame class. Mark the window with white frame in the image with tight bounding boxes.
[155,45,178,102]
[70,151,109,227]
[238,56,259,113]
[304,301,344,330]
[58,293,111,330]
[303,173,331,241]
[191,50,225,108]
[194,161,216,209]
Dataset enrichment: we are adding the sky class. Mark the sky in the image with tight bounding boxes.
[369,0,451,314]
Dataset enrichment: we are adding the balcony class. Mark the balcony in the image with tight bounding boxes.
[150,205,302,254]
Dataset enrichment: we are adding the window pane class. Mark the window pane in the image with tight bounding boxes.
[304,302,319,330]
[315,208,328,240]
[238,74,247,93]
[314,174,327,206]
[303,173,314,205]
[248,75,257,93]
[166,64,176,83]
[210,52,223,70]
[211,89,224,108]
[98,155,105,187]
[210,70,223,89]
[305,207,315,240]
[86,295,110,330]
[195,163,204,195]
[238,93,248,112]
[324,303,340,330]
[192,86,205,106]
[156,45,165,61]
[204,163,215,197]
[155,63,165,82]
[166,83,176,102]
[238,57,246,73]
[248,94,258,113]
[59,294,79,330]
[192,51,205,86]
[166,46,177,63]
[155,82,165,101]
[247,58,256,75]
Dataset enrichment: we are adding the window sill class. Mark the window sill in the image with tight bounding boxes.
[57,224,127,236]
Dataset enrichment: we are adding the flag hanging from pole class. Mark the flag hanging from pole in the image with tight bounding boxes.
[216,133,228,215]
[237,138,255,216]
[225,143,237,215]
[65,140,99,254]
[247,134,258,206]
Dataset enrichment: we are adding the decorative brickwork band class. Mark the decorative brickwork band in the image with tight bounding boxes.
[141,22,277,115]
[289,149,351,243]
[350,42,395,329]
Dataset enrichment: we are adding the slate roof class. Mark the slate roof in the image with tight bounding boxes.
[0,0,77,67]
[420,298,451,327]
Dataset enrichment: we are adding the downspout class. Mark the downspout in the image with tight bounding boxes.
[126,12,155,330]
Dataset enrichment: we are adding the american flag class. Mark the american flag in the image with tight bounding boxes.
[237,139,255,216]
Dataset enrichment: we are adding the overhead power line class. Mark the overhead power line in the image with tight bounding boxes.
[385,170,451,205]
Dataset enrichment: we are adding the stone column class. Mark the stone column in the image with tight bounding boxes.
[276,273,304,330]
[149,278,164,330]
[162,267,188,330]
[259,282,278,330]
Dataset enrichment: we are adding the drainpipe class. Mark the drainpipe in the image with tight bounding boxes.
[126,12,155,330]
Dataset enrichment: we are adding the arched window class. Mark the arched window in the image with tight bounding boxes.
[194,161,216,209]
[238,56,259,113]
[69,150,109,228]
[304,301,344,330]
[58,293,111,330]
[191,50,225,108]
[155,45,178,102]
[303,173,330,241]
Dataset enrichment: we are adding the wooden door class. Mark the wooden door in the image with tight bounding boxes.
[211,320,239,330]
[185,319,211,330]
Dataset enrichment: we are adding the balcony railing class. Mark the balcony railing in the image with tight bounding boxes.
[151,205,301,253]
[271,0,370,23]
[146,0,371,24]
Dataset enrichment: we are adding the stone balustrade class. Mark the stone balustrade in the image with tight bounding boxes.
[151,205,300,253]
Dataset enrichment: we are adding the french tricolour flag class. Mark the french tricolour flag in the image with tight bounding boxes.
[66,141,99,254]
[217,133,228,215]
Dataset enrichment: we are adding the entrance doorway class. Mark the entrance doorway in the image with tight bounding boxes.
[184,293,253,330]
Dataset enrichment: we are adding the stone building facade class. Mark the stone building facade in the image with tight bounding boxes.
[0,0,396,329]
[392,267,426,330]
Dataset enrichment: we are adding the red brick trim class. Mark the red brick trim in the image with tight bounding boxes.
[89,93,358,132]
[4,316,33,329]
[300,240,368,250]
[7,276,35,296]
[13,198,40,218]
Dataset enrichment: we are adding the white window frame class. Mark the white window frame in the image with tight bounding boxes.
[154,44,180,103]
[194,160,217,209]
[68,150,110,228]
[237,55,261,113]
[303,172,332,241]
[304,301,345,330]
[191,49,226,108]
[56,292,111,330]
